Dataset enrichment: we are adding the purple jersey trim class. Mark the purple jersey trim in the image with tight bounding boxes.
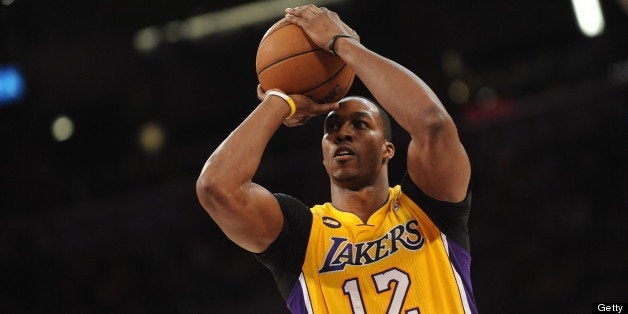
[447,239,478,314]
[287,278,308,314]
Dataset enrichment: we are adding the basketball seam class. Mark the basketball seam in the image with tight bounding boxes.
[259,22,292,45]
[298,63,348,95]
[256,48,326,75]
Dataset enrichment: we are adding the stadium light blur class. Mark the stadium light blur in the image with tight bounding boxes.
[51,115,75,142]
[448,80,470,104]
[138,122,166,154]
[570,0,605,37]
[0,65,25,106]
[134,0,350,52]
[441,51,464,77]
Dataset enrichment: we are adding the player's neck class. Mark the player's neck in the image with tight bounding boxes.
[330,174,390,223]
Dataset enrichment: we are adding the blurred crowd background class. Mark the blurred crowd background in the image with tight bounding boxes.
[1,0,626,313]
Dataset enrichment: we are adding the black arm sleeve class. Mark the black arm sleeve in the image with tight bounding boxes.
[401,172,472,252]
[254,193,313,300]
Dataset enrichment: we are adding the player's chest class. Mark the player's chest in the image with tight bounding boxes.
[311,215,429,274]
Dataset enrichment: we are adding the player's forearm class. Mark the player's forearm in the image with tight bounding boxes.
[197,99,289,195]
[336,38,455,136]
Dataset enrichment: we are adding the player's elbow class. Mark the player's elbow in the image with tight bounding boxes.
[426,114,454,135]
[196,175,232,212]
[416,108,456,139]
[196,175,213,197]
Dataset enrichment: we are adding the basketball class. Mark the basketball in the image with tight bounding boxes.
[255,18,355,103]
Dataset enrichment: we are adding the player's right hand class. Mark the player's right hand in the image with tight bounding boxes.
[284,5,360,53]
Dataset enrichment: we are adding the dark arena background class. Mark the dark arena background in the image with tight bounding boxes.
[1,0,627,313]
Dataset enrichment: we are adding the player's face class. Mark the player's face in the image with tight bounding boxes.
[322,98,393,189]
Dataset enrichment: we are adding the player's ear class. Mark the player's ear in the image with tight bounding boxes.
[382,142,395,162]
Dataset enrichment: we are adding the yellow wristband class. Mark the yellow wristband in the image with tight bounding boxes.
[265,90,296,119]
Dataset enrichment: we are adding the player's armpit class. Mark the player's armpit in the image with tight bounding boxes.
[196,181,284,253]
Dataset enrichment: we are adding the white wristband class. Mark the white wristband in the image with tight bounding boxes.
[264,90,296,119]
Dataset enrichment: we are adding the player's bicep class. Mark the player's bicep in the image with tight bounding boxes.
[407,123,470,202]
[199,182,284,253]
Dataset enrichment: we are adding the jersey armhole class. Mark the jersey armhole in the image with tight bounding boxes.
[401,172,473,252]
[254,193,313,300]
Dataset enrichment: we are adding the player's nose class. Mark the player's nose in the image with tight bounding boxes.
[334,123,353,143]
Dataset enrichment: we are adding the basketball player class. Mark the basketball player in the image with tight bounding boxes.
[196,4,477,313]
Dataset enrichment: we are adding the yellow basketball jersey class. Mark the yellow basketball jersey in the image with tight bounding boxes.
[256,175,476,314]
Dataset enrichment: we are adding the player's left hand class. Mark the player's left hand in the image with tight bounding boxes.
[283,93,339,127]
[284,5,359,53]
[257,84,338,127]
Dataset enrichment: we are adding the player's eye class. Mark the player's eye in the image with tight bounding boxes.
[353,120,367,129]
[326,122,339,131]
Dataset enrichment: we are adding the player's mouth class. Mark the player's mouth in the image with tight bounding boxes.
[333,145,356,162]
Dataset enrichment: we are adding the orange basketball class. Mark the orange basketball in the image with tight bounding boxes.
[256,18,355,103]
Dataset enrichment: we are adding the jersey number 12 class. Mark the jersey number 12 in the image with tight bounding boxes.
[342,267,419,314]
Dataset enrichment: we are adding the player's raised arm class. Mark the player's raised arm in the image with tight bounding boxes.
[195,88,337,253]
[285,5,470,202]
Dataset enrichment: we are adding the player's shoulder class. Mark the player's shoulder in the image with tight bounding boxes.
[309,201,332,216]
[274,193,310,211]
[272,193,315,226]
